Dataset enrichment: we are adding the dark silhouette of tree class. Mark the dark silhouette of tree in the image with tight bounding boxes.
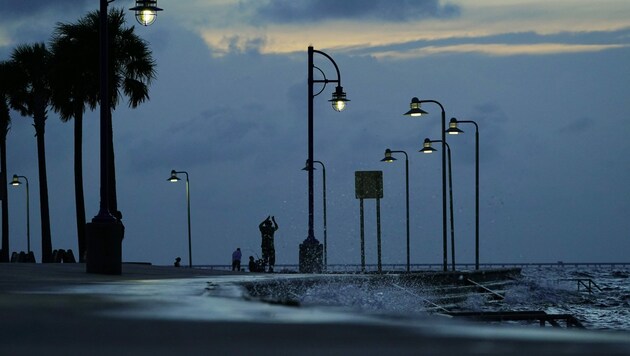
[51,8,156,226]
[8,43,54,263]
[47,8,156,259]
[49,19,99,262]
[0,60,17,262]
[103,8,156,214]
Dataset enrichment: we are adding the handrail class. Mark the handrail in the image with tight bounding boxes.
[466,278,505,300]
[560,278,603,293]
[390,283,451,313]
[448,311,585,328]
[195,262,630,272]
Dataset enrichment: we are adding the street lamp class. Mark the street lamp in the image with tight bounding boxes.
[381,149,411,272]
[404,97,448,271]
[447,117,481,270]
[302,159,328,269]
[301,46,349,273]
[130,0,163,26]
[167,170,192,268]
[87,0,163,275]
[420,138,456,271]
[10,175,30,254]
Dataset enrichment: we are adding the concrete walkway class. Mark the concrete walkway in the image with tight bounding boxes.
[0,263,628,355]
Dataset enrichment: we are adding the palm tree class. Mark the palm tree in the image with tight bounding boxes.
[0,60,16,262]
[103,8,156,213]
[50,8,155,233]
[9,43,54,263]
[49,20,99,262]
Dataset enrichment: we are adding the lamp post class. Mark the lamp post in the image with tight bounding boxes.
[168,170,192,268]
[420,138,456,271]
[130,0,163,26]
[86,0,163,275]
[381,149,411,272]
[301,46,349,273]
[302,159,328,269]
[10,175,30,253]
[404,97,448,271]
[447,118,480,270]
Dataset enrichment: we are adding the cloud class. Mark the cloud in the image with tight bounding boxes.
[202,35,268,57]
[0,0,90,17]
[243,0,460,23]
[0,0,93,52]
[184,1,630,57]
[371,43,628,60]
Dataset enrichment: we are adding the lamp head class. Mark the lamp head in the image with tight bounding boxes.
[446,118,464,135]
[302,160,316,171]
[419,138,437,154]
[10,174,21,186]
[167,170,181,182]
[329,86,349,112]
[404,97,429,117]
[130,0,163,26]
[381,149,397,162]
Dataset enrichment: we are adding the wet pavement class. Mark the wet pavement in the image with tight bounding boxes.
[1,263,629,355]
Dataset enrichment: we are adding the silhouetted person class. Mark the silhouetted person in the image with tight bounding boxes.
[248,256,257,272]
[232,248,242,271]
[174,257,181,267]
[248,256,265,272]
[114,210,125,240]
[259,216,278,272]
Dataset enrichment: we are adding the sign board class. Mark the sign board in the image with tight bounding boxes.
[355,171,383,199]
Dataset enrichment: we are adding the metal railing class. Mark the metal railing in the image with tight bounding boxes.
[448,311,585,328]
[559,278,603,294]
[196,262,630,272]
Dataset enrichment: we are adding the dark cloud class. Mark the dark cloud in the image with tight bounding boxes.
[0,0,95,51]
[243,0,460,23]
[0,0,91,17]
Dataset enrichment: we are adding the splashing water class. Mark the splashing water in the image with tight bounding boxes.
[236,266,630,331]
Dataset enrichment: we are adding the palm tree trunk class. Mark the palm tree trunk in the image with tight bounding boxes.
[107,109,118,214]
[34,115,53,263]
[0,99,8,262]
[0,135,9,262]
[74,110,86,262]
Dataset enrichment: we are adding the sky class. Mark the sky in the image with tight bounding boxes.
[0,0,629,267]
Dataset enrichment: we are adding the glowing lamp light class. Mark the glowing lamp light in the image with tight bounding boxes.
[419,138,437,154]
[404,97,429,117]
[167,170,180,182]
[381,149,397,162]
[446,118,464,135]
[329,86,349,112]
[10,174,21,186]
[130,0,163,26]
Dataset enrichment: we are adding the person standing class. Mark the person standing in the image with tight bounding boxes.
[232,248,242,271]
[259,216,278,272]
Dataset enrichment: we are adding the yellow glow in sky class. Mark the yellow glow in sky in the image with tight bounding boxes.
[181,0,630,58]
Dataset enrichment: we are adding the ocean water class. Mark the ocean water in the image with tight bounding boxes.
[246,265,630,331]
[512,266,630,331]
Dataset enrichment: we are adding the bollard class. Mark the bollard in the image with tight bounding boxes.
[64,249,76,263]
[86,220,124,275]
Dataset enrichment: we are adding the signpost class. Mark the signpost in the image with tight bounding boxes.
[355,171,383,273]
